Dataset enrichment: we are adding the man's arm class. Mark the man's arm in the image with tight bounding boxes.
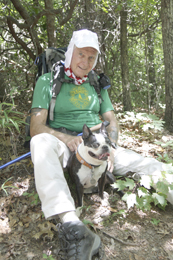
[30,108,82,152]
[102,110,119,172]
[102,110,119,145]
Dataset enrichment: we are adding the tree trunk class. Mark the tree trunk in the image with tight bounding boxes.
[120,10,132,111]
[161,0,173,132]
[147,31,156,106]
[44,0,56,47]
[0,72,6,102]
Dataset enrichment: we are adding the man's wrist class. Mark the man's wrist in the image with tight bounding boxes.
[111,142,117,149]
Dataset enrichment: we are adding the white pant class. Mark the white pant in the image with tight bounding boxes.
[31,133,173,219]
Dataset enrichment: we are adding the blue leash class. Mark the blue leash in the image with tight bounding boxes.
[0,152,31,170]
[0,133,83,170]
[0,120,110,170]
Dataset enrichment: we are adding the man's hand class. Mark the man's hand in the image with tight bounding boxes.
[65,135,83,152]
[30,108,83,151]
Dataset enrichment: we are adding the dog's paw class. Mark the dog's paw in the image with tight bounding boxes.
[101,191,110,207]
[76,206,83,217]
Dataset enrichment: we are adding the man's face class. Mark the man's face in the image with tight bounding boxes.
[70,46,98,78]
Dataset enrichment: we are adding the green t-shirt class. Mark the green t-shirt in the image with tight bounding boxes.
[31,72,114,132]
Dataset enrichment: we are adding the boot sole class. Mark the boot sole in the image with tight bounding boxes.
[90,234,101,259]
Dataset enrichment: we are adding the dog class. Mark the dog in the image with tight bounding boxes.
[67,123,115,209]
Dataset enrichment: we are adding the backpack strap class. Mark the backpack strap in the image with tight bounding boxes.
[42,53,47,74]
[49,61,73,121]
[88,70,103,104]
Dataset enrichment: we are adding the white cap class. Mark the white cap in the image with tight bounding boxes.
[65,29,100,69]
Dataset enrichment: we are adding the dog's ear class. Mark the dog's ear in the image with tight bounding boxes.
[82,124,93,139]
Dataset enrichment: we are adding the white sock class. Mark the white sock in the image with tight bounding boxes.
[59,211,80,224]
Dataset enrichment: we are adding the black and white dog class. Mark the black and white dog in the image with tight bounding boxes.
[67,123,115,209]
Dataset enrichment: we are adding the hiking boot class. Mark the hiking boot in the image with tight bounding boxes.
[57,220,101,260]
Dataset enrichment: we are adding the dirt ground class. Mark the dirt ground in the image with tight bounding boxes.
[0,107,173,260]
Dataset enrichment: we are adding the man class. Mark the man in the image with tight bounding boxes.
[30,29,118,259]
[30,29,173,259]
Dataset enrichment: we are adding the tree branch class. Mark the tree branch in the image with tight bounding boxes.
[59,0,78,25]
[128,18,161,37]
[9,0,42,55]
[7,16,35,60]
[6,16,29,29]
[10,0,31,22]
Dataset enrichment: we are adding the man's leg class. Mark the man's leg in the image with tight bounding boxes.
[113,146,173,204]
[30,133,101,260]
[30,133,76,218]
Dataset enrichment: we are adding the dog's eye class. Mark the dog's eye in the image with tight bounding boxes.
[91,143,100,148]
[105,137,112,146]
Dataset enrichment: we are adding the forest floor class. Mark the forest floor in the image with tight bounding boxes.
[0,99,173,260]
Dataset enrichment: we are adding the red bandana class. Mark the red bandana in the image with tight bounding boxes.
[64,67,88,85]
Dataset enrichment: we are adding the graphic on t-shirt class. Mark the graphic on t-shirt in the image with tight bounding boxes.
[70,86,90,108]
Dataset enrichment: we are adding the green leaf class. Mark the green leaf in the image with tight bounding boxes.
[122,192,136,209]
[137,190,153,210]
[82,219,93,227]
[136,196,152,210]
[169,184,173,190]
[125,178,135,189]
[111,180,126,191]
[150,218,160,225]
[140,175,152,189]
[156,181,169,195]
[138,186,149,197]
[152,193,167,206]
[112,209,126,217]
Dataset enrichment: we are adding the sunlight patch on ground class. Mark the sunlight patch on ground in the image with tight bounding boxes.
[12,177,30,196]
[0,218,11,234]
[164,240,173,259]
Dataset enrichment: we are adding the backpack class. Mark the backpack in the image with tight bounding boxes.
[24,47,111,147]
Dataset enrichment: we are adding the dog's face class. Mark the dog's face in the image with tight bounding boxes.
[82,123,111,162]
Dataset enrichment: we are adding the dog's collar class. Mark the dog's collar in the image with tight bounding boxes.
[76,151,100,169]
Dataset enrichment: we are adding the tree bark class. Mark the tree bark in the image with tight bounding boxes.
[161,0,173,132]
[120,10,132,111]
[147,31,156,106]
[44,0,56,47]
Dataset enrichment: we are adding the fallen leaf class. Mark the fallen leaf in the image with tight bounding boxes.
[134,254,145,260]
[108,207,117,213]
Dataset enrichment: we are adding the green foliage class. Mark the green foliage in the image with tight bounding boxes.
[150,218,160,225]
[156,153,173,164]
[112,209,126,217]
[1,0,165,110]
[43,253,55,260]
[112,178,135,191]
[118,111,164,132]
[102,209,125,227]
[0,102,26,134]
[137,113,164,131]
[82,219,94,227]
[0,177,18,196]
[23,191,40,205]
[155,140,173,148]
[155,139,173,164]
[111,170,172,211]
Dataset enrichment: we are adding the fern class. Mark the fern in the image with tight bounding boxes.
[0,101,26,134]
